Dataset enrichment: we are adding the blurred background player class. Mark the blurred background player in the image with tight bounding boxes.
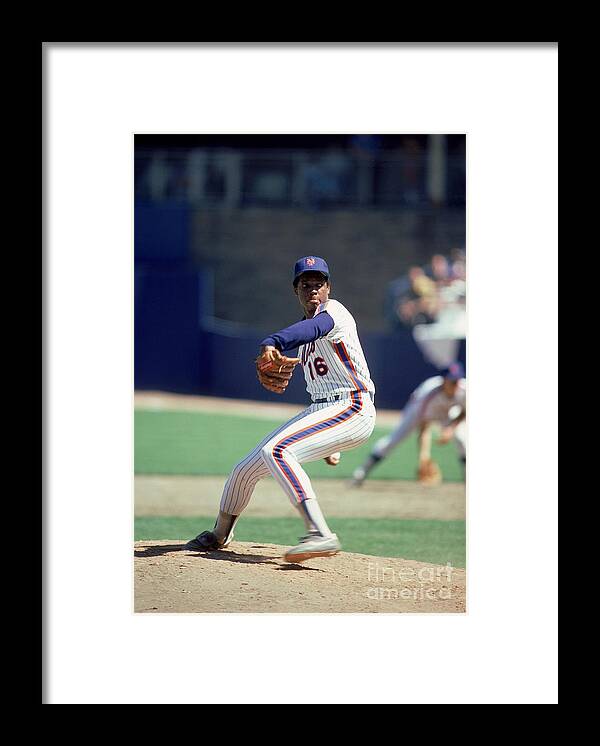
[351,362,466,486]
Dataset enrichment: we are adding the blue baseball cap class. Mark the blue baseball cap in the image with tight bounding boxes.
[293,256,330,285]
[441,362,465,381]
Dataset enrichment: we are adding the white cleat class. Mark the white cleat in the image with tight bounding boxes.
[283,533,341,563]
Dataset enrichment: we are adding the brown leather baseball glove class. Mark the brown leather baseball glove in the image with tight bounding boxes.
[255,347,301,394]
[417,459,442,486]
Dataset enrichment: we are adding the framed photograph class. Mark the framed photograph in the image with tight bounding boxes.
[133,133,467,613]
[45,43,557,705]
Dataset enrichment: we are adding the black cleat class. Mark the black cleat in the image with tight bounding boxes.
[185,530,232,551]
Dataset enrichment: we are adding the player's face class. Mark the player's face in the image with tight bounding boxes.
[294,272,330,317]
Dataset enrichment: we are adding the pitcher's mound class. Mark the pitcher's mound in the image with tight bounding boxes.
[135,541,465,613]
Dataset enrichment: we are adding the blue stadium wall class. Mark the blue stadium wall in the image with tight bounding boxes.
[135,267,465,409]
[134,202,465,409]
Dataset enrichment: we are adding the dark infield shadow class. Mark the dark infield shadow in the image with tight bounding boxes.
[134,543,325,570]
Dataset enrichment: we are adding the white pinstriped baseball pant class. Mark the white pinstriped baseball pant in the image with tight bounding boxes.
[220,391,376,516]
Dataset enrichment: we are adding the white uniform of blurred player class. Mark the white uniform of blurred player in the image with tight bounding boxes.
[352,363,466,486]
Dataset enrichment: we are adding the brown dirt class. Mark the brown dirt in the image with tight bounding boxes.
[135,475,465,521]
[134,540,466,614]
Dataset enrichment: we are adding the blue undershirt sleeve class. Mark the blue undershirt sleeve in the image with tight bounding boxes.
[260,312,334,352]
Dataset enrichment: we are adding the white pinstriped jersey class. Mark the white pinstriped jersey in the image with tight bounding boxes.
[298,299,375,401]
[409,375,466,422]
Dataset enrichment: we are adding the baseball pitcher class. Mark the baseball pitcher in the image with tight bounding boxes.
[186,256,376,563]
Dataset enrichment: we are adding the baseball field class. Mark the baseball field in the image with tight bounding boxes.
[134,392,466,613]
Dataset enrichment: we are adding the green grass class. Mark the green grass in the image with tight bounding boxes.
[134,410,464,482]
[134,515,466,568]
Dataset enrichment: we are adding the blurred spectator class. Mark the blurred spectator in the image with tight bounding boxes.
[450,247,466,263]
[387,250,466,330]
[393,266,440,327]
[429,254,451,285]
[452,258,466,282]
[442,259,466,309]
[449,248,466,283]
[410,266,438,299]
